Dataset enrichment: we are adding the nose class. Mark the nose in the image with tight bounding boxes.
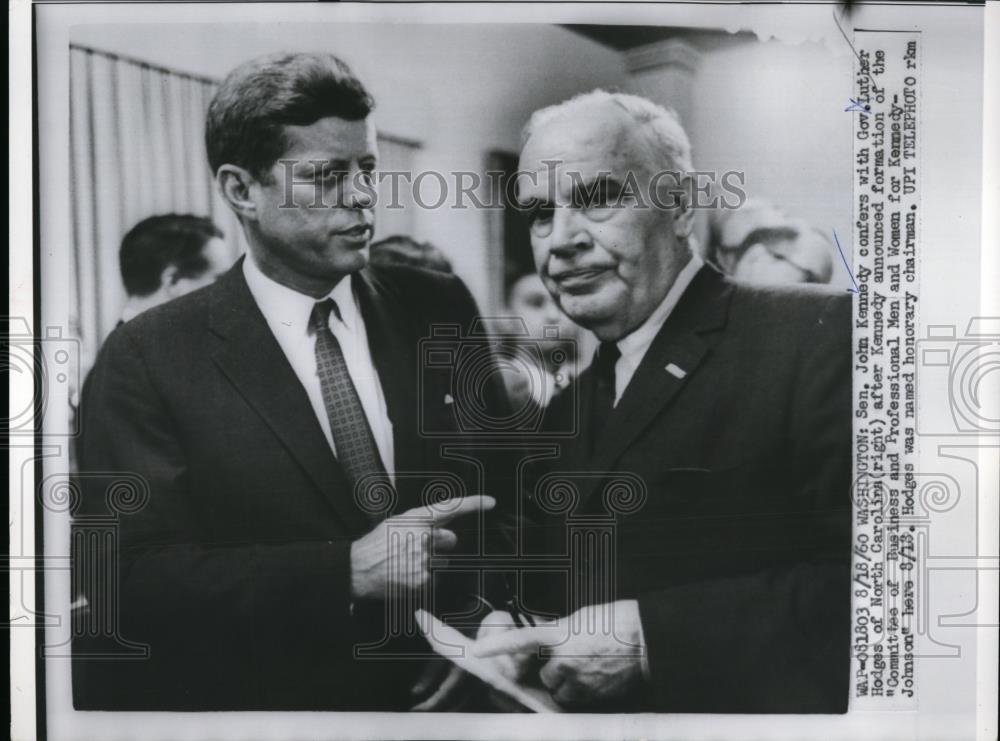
[546,207,592,260]
[344,167,376,210]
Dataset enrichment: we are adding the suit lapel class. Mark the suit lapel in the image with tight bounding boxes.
[208,260,370,536]
[578,266,734,506]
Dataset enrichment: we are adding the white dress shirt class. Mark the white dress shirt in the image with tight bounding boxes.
[243,256,395,480]
[611,254,704,405]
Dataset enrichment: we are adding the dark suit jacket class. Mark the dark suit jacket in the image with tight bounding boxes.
[524,265,852,713]
[73,258,510,710]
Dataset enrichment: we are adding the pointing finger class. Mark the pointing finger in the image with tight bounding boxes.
[398,495,496,526]
[429,495,496,525]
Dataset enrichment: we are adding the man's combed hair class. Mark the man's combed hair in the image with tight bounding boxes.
[205,52,375,178]
[521,89,693,174]
[119,214,223,297]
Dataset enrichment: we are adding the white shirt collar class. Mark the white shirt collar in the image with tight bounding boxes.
[612,253,703,402]
[617,254,703,360]
[243,254,359,334]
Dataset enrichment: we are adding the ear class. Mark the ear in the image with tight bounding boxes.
[159,265,180,295]
[672,175,695,240]
[217,165,259,221]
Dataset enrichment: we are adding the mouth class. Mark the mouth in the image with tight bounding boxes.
[550,267,613,292]
[334,224,372,240]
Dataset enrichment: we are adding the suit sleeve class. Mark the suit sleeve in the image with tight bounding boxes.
[636,294,852,713]
[75,327,356,709]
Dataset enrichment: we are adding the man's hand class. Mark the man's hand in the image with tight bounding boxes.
[473,600,646,707]
[350,495,495,601]
[475,609,536,682]
[411,609,533,711]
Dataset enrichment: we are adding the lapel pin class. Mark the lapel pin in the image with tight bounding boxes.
[444,393,455,405]
[665,363,687,379]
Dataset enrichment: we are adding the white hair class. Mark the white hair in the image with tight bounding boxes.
[520,89,694,174]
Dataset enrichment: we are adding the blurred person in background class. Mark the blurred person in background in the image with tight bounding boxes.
[732,221,834,285]
[498,271,582,410]
[369,234,453,273]
[704,199,787,276]
[118,213,232,323]
[707,204,833,286]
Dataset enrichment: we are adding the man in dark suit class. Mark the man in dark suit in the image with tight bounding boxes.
[475,90,851,713]
[73,52,506,710]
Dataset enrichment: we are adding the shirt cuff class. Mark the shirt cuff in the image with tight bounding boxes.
[635,606,652,681]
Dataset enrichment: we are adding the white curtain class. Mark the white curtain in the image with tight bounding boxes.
[371,134,420,243]
[70,45,420,376]
[69,45,239,372]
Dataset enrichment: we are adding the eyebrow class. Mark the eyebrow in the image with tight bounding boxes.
[291,158,347,172]
[295,156,377,174]
[568,173,621,207]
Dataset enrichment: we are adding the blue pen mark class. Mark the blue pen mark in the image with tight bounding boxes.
[845,98,871,115]
[833,229,860,294]
[832,9,881,118]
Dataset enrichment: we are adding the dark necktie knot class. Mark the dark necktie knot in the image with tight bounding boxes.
[310,298,342,333]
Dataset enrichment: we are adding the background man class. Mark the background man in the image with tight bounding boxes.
[706,203,834,285]
[118,213,232,322]
[475,90,851,713]
[74,52,506,710]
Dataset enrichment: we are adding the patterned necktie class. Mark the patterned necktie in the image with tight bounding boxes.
[589,341,621,453]
[310,298,389,493]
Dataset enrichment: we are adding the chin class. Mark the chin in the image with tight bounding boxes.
[560,304,613,334]
[559,292,617,328]
[327,252,369,275]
